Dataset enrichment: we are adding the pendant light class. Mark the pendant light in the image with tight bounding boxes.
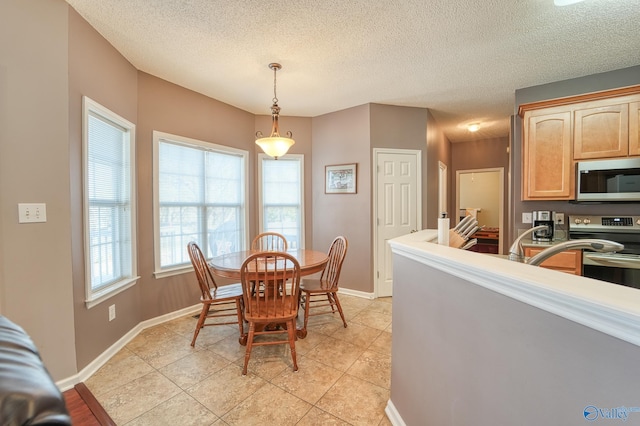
[255,63,295,159]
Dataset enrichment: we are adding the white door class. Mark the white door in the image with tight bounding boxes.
[374,149,421,297]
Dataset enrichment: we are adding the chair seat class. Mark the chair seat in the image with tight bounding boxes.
[208,283,244,301]
[300,278,335,292]
[244,296,298,322]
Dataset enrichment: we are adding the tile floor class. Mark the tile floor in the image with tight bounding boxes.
[85,294,393,425]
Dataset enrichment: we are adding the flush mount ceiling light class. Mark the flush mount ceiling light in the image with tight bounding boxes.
[467,123,480,132]
[255,63,295,160]
[553,0,586,6]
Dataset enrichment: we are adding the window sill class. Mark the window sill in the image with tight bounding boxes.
[85,276,140,309]
[153,265,193,279]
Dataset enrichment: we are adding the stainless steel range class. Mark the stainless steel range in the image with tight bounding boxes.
[569,215,640,289]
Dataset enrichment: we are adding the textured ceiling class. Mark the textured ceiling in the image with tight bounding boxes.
[65,0,640,142]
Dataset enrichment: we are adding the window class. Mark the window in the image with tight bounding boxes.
[83,96,137,307]
[153,132,248,277]
[258,154,305,249]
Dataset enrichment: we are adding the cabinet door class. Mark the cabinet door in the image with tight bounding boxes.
[523,110,573,200]
[630,102,640,156]
[574,102,629,159]
[524,247,582,275]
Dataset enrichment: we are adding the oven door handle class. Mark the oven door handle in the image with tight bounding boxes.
[583,253,640,269]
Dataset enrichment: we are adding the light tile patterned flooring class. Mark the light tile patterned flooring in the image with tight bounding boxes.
[85,294,393,425]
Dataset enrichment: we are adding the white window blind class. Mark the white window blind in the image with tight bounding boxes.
[83,97,137,307]
[154,132,248,275]
[259,154,304,249]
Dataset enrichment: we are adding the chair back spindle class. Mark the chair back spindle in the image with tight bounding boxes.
[320,236,348,288]
[251,232,288,252]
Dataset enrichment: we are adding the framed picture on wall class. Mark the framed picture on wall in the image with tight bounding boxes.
[325,163,357,194]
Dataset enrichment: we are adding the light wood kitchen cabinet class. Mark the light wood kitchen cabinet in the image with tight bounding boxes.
[524,247,582,275]
[573,100,629,159]
[519,86,640,200]
[522,109,573,200]
[630,101,640,156]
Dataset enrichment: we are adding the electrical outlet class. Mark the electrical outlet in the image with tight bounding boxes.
[108,304,116,321]
[522,212,532,224]
[18,203,47,223]
[556,213,565,225]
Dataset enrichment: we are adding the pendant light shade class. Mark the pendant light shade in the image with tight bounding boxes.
[255,63,295,159]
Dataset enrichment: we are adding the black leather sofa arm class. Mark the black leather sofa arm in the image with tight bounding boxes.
[0,316,70,425]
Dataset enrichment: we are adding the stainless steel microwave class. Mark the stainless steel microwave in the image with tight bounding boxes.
[576,158,640,202]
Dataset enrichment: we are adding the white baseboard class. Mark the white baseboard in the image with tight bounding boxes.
[385,399,406,426]
[56,304,201,391]
[338,287,375,299]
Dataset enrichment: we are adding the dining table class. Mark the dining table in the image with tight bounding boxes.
[209,248,328,280]
[208,248,329,340]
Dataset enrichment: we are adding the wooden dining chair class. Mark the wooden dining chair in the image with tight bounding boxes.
[187,242,244,347]
[250,232,288,295]
[239,251,301,375]
[297,236,348,338]
[251,232,288,251]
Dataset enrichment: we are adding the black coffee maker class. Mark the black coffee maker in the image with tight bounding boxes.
[532,211,555,242]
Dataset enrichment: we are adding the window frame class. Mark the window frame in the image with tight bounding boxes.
[82,96,138,308]
[257,153,305,249]
[152,131,249,278]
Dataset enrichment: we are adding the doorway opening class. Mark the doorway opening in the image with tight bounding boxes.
[455,168,504,254]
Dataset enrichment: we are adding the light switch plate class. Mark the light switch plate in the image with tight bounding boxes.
[18,203,47,223]
[556,213,565,225]
[522,212,532,224]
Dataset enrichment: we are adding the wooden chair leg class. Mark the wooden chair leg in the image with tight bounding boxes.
[287,319,298,372]
[243,322,255,375]
[191,304,209,347]
[327,294,336,313]
[235,298,245,342]
[333,293,348,328]
[303,291,311,334]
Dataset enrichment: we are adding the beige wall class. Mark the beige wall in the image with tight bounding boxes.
[370,104,430,227]
[68,5,142,369]
[451,136,510,238]
[0,0,76,379]
[311,104,433,294]
[68,6,315,368]
[312,105,372,293]
[136,73,257,324]
[426,111,452,229]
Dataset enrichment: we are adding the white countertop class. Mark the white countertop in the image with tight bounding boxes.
[390,229,640,347]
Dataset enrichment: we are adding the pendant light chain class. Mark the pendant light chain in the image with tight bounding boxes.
[272,65,279,105]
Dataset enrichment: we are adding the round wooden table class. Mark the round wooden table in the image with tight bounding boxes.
[210,249,328,342]
[209,249,328,280]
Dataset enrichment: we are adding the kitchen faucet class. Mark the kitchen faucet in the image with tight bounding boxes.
[508,225,550,262]
[507,225,624,265]
[526,239,624,266]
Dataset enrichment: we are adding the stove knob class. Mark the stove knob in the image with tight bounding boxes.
[583,218,591,224]
[637,219,640,226]
[574,218,582,224]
